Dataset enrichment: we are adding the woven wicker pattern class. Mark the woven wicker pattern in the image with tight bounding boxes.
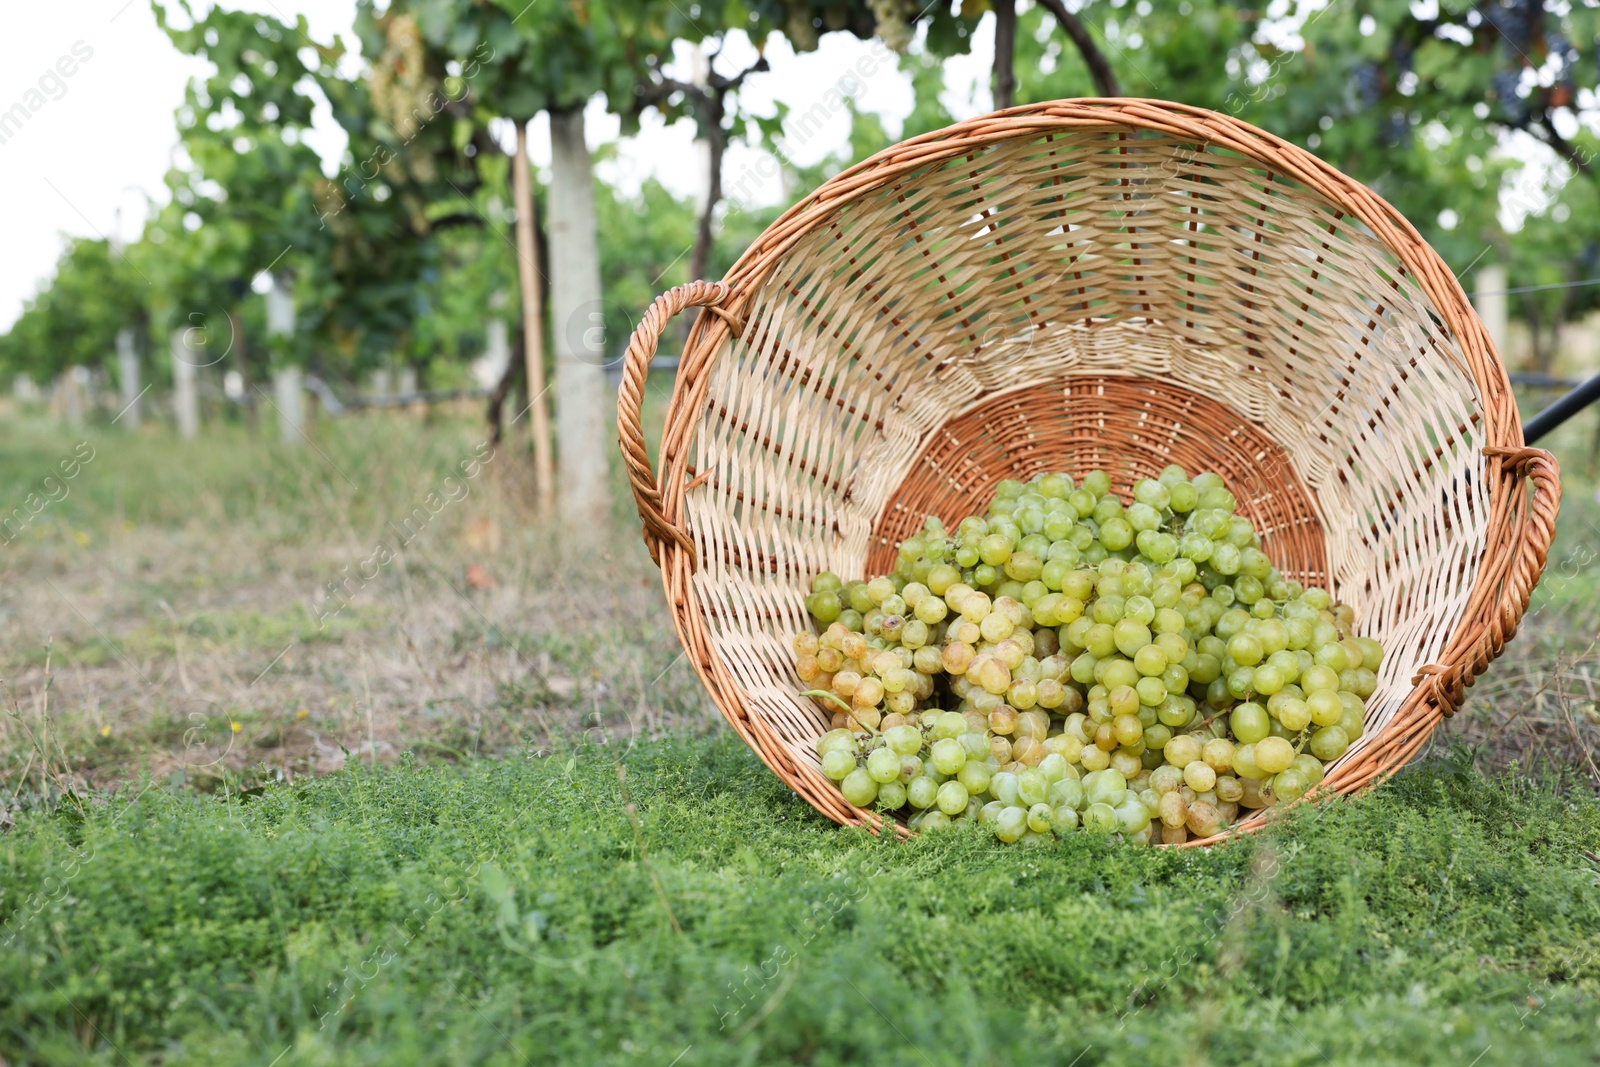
[617,100,1561,843]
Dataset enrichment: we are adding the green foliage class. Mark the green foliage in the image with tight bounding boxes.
[0,238,144,380]
[3,732,1600,1064]
[147,1,335,363]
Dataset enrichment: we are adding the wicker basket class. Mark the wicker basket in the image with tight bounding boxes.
[616,99,1562,844]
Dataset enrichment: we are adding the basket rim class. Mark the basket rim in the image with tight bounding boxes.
[701,97,1520,453]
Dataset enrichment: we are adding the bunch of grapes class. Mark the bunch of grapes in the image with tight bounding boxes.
[794,467,1384,845]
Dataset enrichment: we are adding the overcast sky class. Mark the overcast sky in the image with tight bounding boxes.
[0,2,995,332]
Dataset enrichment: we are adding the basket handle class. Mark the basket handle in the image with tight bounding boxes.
[617,280,740,566]
[1412,445,1561,715]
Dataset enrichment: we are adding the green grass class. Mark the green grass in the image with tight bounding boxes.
[4,732,1600,1066]
[3,393,1600,1064]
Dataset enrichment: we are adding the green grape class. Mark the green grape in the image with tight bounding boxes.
[1227,633,1264,666]
[1134,644,1168,677]
[1276,698,1312,732]
[817,728,856,756]
[1082,802,1120,833]
[1251,663,1285,695]
[930,737,967,775]
[1108,682,1140,716]
[920,810,952,831]
[977,533,1012,566]
[1085,623,1118,658]
[1338,703,1365,741]
[1230,703,1270,744]
[1050,776,1086,809]
[1302,665,1339,693]
[1114,619,1153,656]
[991,770,1021,806]
[1309,725,1349,762]
[1127,502,1162,532]
[1168,481,1199,512]
[1179,532,1214,562]
[867,747,902,783]
[1293,752,1325,785]
[1144,533,1179,564]
[1189,653,1223,685]
[1100,517,1134,551]
[1004,552,1042,582]
[1116,797,1152,833]
[1027,803,1054,833]
[1211,543,1242,574]
[936,780,969,815]
[807,591,843,623]
[1123,595,1156,625]
[958,759,993,795]
[1093,595,1126,625]
[1079,470,1109,496]
[1136,677,1167,707]
[1254,736,1295,775]
[822,749,856,781]
[1084,768,1128,807]
[1313,642,1349,671]
[907,776,939,809]
[1017,768,1049,806]
[1233,743,1264,780]
[841,768,878,806]
[1306,689,1344,727]
[995,805,1029,842]
[899,754,924,784]
[1155,464,1188,485]
[1271,767,1310,802]
[877,780,908,810]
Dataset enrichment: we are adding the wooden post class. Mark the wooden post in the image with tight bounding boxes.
[1474,264,1510,362]
[116,327,141,427]
[267,275,300,443]
[170,329,199,440]
[60,367,85,426]
[514,119,555,514]
[273,365,305,441]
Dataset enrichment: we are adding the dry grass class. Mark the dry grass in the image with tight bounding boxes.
[0,399,717,812]
[1425,405,1600,785]
[2,391,1599,817]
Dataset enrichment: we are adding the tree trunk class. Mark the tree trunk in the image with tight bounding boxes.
[115,327,141,427]
[227,309,257,430]
[690,97,725,283]
[992,0,1017,110]
[487,326,525,447]
[513,119,556,513]
[547,107,613,533]
[1034,0,1120,96]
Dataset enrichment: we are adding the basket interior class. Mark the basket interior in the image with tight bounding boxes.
[679,128,1491,790]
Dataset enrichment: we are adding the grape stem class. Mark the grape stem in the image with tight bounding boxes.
[800,688,853,714]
